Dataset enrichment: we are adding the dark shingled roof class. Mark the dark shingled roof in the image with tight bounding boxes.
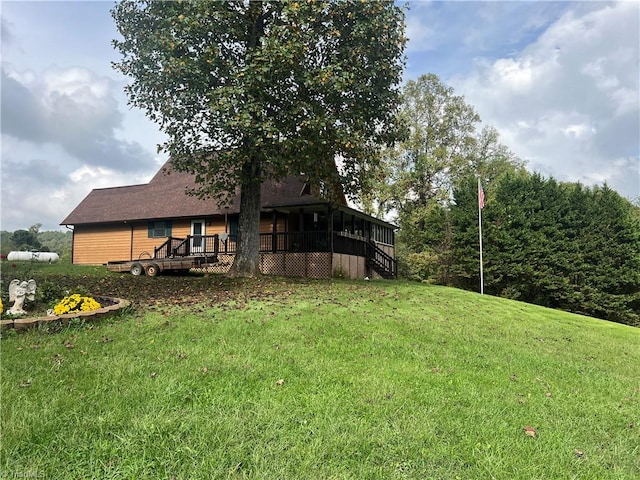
[60,161,333,226]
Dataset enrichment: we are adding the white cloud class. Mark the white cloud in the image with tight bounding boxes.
[0,64,162,231]
[405,7,436,52]
[451,1,639,200]
[2,65,156,172]
[489,57,539,92]
[562,123,595,139]
[0,137,154,231]
[1,16,16,48]
[1,0,638,234]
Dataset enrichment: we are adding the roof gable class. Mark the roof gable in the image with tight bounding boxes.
[60,161,338,226]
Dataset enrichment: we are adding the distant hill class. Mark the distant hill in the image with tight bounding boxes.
[0,230,72,260]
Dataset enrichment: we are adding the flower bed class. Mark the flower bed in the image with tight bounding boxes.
[0,296,130,332]
[53,293,103,315]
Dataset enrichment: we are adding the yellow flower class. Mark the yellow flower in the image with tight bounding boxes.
[53,294,101,315]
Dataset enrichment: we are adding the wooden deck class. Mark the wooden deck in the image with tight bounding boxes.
[153,232,397,279]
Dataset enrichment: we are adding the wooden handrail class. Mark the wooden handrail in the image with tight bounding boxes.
[153,232,396,278]
[367,240,397,278]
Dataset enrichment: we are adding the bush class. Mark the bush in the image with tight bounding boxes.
[38,281,65,305]
[400,251,440,283]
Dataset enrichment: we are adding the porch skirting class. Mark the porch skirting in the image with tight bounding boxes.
[193,252,374,280]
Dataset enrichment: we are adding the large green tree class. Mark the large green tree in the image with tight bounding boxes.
[372,74,524,283]
[112,0,406,276]
[371,74,524,215]
[9,224,43,252]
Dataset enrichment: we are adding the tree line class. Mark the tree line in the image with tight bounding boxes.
[374,75,640,326]
[0,224,72,260]
[448,174,639,325]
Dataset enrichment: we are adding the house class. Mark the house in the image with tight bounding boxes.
[60,161,397,279]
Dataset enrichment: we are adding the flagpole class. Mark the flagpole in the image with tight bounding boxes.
[478,178,484,295]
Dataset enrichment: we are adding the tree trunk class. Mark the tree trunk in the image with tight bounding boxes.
[228,156,262,277]
[228,1,264,277]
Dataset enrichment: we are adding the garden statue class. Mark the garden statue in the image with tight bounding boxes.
[7,279,37,315]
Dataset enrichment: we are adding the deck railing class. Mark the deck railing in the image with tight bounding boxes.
[155,231,332,258]
[153,231,396,277]
[366,241,397,279]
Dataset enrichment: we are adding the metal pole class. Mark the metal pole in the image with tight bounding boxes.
[478,178,484,295]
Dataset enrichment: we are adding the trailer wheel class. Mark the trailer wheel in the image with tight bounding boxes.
[145,263,160,277]
[130,262,144,276]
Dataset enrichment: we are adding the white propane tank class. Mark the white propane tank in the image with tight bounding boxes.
[7,251,60,263]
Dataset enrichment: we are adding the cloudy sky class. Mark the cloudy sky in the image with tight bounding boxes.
[1,1,638,232]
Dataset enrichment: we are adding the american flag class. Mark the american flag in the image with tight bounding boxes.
[478,179,485,209]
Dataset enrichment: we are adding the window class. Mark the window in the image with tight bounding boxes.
[148,221,172,238]
[372,224,394,245]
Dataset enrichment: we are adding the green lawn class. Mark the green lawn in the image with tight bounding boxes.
[1,277,639,479]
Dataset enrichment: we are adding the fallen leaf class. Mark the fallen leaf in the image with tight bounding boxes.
[19,380,32,388]
[545,391,553,398]
[150,372,158,379]
[275,379,285,386]
[574,449,584,458]
[510,374,518,382]
[52,354,64,369]
[64,341,75,349]
[201,367,208,374]
[523,426,537,438]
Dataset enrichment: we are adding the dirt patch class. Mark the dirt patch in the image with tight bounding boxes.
[10,271,298,312]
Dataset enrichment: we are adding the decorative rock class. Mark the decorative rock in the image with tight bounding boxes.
[0,297,130,332]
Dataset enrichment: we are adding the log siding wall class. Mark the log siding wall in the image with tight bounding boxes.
[72,215,289,265]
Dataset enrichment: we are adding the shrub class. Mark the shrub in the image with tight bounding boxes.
[400,251,440,283]
[38,281,65,305]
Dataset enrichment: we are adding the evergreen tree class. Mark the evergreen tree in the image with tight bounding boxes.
[10,225,42,251]
[450,172,640,325]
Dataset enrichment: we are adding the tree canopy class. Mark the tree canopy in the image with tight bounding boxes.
[1,225,72,259]
[112,0,407,276]
[369,74,525,217]
[368,73,639,325]
[10,224,43,252]
[370,74,524,284]
[450,173,640,325]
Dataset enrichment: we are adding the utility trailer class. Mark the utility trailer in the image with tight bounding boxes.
[106,255,218,277]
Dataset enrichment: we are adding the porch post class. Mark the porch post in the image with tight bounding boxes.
[272,210,277,253]
[328,205,333,253]
[299,208,305,251]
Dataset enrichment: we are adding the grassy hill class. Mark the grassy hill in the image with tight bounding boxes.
[1,274,638,479]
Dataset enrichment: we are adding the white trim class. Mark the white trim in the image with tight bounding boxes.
[190,219,206,253]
